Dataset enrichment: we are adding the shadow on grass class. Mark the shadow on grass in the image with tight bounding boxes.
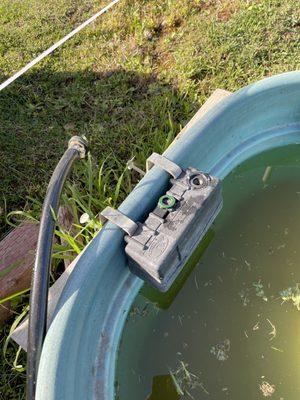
[0,69,198,236]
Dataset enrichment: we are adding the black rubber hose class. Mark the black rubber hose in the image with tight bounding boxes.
[26,136,88,400]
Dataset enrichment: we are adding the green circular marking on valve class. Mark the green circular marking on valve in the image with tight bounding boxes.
[158,194,176,209]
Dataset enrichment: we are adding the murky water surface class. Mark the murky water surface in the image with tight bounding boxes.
[116,145,300,400]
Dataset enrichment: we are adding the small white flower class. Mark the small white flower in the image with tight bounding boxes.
[80,213,90,224]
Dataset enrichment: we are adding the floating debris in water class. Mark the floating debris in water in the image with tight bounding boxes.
[279,284,300,310]
[262,166,272,184]
[169,361,209,398]
[129,302,159,321]
[194,274,199,290]
[259,381,275,397]
[266,319,276,341]
[253,322,260,331]
[238,281,269,306]
[244,259,251,270]
[277,243,286,250]
[178,315,184,326]
[270,346,283,353]
[239,288,250,306]
[253,280,268,302]
[210,339,230,362]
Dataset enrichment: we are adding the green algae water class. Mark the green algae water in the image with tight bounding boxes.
[115,145,300,400]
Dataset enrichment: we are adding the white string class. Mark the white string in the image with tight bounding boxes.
[0,0,121,92]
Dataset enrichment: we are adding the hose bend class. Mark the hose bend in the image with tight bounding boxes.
[26,136,88,400]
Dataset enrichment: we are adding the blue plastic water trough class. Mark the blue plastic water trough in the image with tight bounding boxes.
[36,71,300,399]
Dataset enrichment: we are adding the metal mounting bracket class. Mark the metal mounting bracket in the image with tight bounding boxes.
[100,206,138,236]
[146,153,182,179]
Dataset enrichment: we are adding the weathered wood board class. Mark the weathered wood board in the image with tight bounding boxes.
[0,222,39,324]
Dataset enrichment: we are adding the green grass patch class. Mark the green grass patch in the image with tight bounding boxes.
[1,0,299,235]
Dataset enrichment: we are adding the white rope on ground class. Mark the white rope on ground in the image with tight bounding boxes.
[0,0,121,92]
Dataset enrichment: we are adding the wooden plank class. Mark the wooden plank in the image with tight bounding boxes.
[172,89,231,144]
[0,302,12,325]
[12,88,232,350]
[0,221,39,324]
[0,221,39,298]
[11,251,84,350]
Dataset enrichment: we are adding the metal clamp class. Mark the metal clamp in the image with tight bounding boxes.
[100,206,138,236]
[146,153,182,179]
[68,136,88,158]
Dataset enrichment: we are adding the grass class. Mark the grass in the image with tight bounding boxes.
[0,303,28,400]
[1,0,300,234]
[0,0,300,397]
